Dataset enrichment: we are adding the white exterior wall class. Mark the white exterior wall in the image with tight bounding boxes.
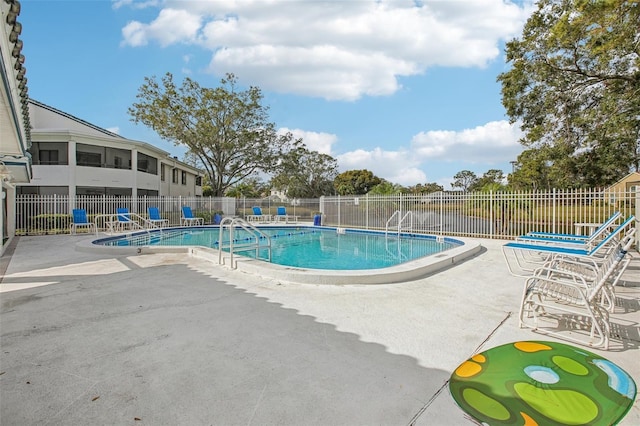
[30,165,70,186]
[29,102,109,138]
[23,101,202,197]
[158,160,202,197]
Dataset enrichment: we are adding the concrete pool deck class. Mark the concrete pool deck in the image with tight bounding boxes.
[1,234,639,425]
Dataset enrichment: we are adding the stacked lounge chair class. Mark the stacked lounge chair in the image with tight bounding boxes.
[505,214,637,349]
[519,233,634,349]
[502,215,635,277]
[515,211,621,249]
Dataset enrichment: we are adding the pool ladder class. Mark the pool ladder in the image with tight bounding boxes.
[217,217,271,269]
[385,210,413,237]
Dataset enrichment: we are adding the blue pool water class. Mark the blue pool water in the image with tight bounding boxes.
[97,227,462,270]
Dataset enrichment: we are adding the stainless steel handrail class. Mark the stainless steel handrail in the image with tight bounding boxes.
[218,217,271,268]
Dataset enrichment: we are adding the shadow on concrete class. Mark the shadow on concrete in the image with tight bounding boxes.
[1,260,453,425]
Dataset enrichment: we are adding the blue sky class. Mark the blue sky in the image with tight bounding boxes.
[20,0,534,188]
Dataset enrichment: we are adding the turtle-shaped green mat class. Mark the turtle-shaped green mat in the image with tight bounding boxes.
[449,341,636,425]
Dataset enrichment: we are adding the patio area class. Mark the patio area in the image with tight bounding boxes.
[1,234,638,425]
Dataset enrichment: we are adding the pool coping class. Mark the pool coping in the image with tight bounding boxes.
[76,225,484,285]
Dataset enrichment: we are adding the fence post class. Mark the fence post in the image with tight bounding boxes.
[489,190,494,239]
[399,193,403,228]
[552,188,557,234]
[365,193,369,230]
[635,186,639,252]
[439,191,443,236]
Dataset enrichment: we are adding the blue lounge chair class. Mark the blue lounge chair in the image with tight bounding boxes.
[247,206,271,223]
[525,211,621,240]
[517,211,622,248]
[502,215,636,277]
[70,208,97,234]
[181,206,204,226]
[115,207,138,231]
[274,206,299,223]
[148,207,169,228]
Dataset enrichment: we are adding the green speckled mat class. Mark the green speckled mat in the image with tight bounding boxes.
[449,341,636,425]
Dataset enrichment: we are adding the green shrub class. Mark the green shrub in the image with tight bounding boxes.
[195,211,212,224]
[29,214,72,232]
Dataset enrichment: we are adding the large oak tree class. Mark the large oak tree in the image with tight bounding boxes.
[270,143,339,198]
[129,73,295,196]
[499,0,640,188]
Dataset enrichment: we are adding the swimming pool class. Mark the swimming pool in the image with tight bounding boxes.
[97,227,460,270]
[82,225,482,284]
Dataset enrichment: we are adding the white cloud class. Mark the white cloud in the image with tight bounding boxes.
[278,128,337,155]
[181,54,193,74]
[121,8,201,47]
[337,148,426,186]
[411,120,524,163]
[334,121,523,185]
[112,0,159,10]
[106,126,120,134]
[120,0,532,100]
[210,45,415,100]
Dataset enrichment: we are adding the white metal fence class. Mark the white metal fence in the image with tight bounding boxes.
[15,195,321,235]
[320,189,638,240]
[15,189,639,244]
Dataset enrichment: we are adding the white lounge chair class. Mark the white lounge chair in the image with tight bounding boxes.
[516,211,622,249]
[502,215,636,277]
[525,211,621,239]
[519,237,632,349]
[535,230,635,313]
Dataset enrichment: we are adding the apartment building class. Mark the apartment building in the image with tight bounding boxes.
[21,99,203,198]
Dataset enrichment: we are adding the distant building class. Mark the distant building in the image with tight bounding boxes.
[605,171,639,207]
[270,188,288,201]
[20,99,203,197]
[1,0,32,255]
[606,172,640,193]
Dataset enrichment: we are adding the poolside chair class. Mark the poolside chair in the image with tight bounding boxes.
[247,206,271,223]
[518,237,632,349]
[115,207,138,232]
[274,206,299,223]
[147,207,169,228]
[502,215,636,277]
[534,230,636,313]
[516,211,622,248]
[70,208,97,234]
[525,211,621,241]
[181,206,204,226]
